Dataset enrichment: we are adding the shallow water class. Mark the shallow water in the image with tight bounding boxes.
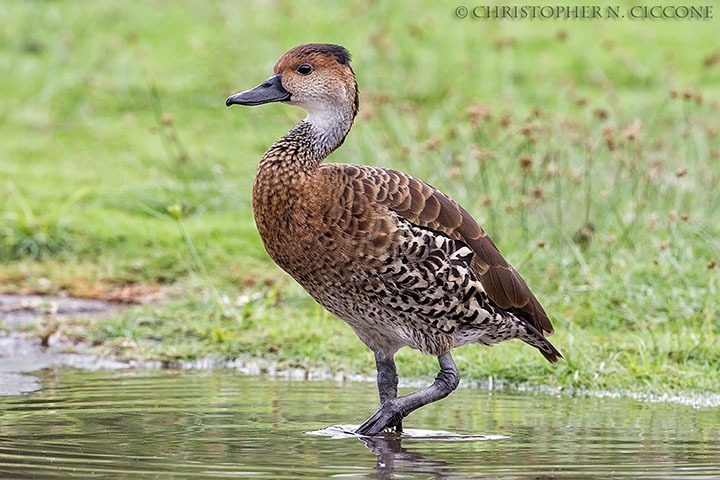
[0,369,718,479]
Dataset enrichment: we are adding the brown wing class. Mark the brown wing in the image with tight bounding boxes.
[346,165,554,336]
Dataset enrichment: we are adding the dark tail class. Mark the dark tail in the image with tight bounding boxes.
[538,338,563,364]
[518,317,563,364]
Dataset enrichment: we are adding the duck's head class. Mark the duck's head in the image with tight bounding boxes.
[226,43,359,125]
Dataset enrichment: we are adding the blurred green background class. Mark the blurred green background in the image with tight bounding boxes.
[1,1,718,393]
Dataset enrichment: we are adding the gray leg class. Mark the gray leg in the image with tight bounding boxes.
[357,352,460,436]
[374,352,402,433]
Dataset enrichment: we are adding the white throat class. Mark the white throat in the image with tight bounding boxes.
[302,102,354,157]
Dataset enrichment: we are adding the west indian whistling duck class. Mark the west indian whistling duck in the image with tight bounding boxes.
[226,44,561,436]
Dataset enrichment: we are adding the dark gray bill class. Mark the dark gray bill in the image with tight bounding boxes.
[226,74,290,106]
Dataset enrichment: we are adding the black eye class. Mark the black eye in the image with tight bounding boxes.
[297,63,313,75]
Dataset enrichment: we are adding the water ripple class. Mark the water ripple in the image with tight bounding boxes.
[0,369,718,479]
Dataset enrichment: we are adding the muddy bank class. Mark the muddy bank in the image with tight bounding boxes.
[0,294,371,396]
[0,294,122,327]
[0,294,133,395]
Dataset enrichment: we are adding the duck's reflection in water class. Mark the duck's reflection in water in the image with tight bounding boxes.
[361,434,450,478]
[308,425,505,478]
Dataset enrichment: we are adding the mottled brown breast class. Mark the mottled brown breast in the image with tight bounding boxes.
[252,160,399,280]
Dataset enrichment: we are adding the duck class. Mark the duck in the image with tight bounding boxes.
[226,43,561,436]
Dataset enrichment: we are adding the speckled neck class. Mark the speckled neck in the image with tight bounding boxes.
[258,101,355,173]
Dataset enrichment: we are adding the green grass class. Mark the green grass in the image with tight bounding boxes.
[1,1,719,395]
